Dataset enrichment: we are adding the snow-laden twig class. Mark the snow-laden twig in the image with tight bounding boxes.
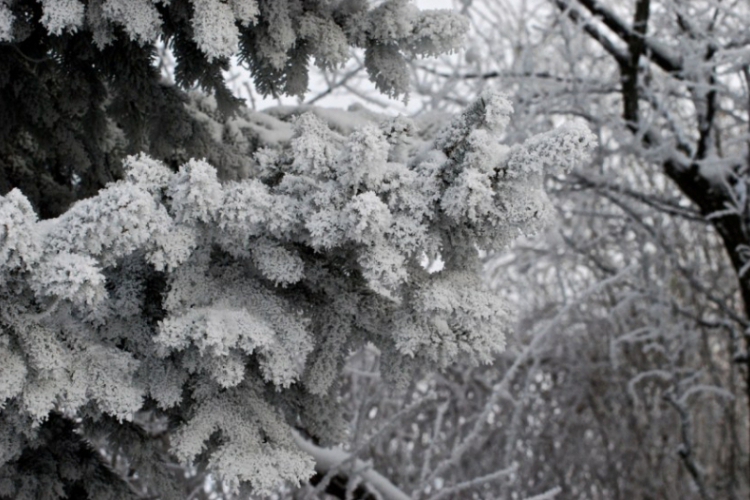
[664,391,711,500]
[418,400,449,488]
[522,486,563,500]
[304,395,437,499]
[678,384,735,406]
[426,463,517,500]
[291,430,412,500]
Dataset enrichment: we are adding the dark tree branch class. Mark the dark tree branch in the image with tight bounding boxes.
[309,473,378,500]
[664,392,711,500]
[554,0,629,67]
[557,0,750,324]
[695,45,718,161]
[573,0,682,74]
[621,0,650,128]
[415,65,606,85]
[563,172,707,222]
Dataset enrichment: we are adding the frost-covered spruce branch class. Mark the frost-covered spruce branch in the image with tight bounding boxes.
[0,90,594,496]
[1,0,470,225]
[0,0,469,102]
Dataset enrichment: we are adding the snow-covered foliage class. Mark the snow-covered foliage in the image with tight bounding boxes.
[2,0,468,99]
[0,0,12,42]
[0,0,601,496]
[0,89,594,494]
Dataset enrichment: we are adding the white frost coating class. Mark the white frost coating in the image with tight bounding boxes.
[172,390,315,494]
[0,1,13,42]
[255,0,296,70]
[11,322,144,424]
[509,120,598,175]
[191,0,239,61]
[30,252,106,307]
[442,167,497,222]
[45,183,172,266]
[436,90,513,152]
[481,91,515,132]
[123,153,175,195]
[298,13,350,69]
[40,0,85,35]
[101,0,162,44]
[464,129,511,173]
[0,346,27,407]
[251,238,305,286]
[155,306,275,357]
[229,0,259,26]
[335,124,391,190]
[168,158,224,224]
[405,9,471,57]
[358,1,467,97]
[0,189,41,271]
[366,0,418,42]
[365,43,411,99]
[148,223,198,271]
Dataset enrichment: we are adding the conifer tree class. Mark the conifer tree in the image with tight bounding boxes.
[0,0,595,497]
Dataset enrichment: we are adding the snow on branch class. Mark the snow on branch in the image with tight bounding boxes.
[292,429,412,500]
[2,0,469,100]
